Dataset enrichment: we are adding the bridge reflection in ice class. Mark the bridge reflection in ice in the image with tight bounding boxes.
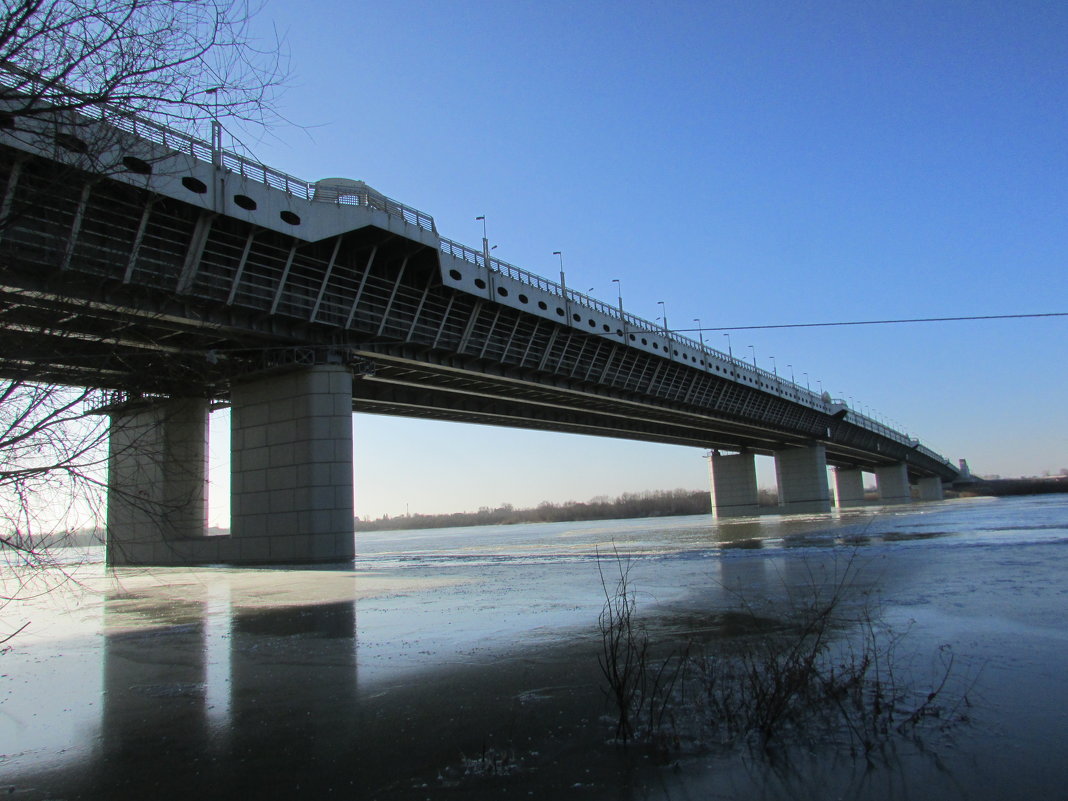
[88,571,364,797]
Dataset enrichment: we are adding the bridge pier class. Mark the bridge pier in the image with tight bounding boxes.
[774,444,832,514]
[707,451,760,518]
[833,467,867,508]
[230,364,355,563]
[916,475,944,501]
[875,463,912,504]
[107,397,210,565]
[106,364,356,566]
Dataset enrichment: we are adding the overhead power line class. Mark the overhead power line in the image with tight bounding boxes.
[676,311,1068,333]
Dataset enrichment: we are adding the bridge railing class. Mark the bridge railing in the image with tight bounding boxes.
[309,180,437,232]
[440,235,839,409]
[835,402,925,450]
[0,68,438,233]
[127,116,437,232]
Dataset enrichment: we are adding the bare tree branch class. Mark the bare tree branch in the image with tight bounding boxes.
[0,0,286,622]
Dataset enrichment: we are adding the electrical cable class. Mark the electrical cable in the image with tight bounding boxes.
[674,311,1068,333]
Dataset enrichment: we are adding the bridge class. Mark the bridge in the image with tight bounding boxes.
[0,100,959,565]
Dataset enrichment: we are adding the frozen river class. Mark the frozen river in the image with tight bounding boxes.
[2,494,1067,799]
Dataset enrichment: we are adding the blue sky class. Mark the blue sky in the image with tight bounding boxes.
[209,1,1068,522]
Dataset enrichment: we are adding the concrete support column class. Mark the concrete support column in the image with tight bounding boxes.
[833,467,867,508]
[916,475,944,501]
[708,452,760,518]
[230,364,355,563]
[107,398,209,565]
[774,443,832,514]
[875,462,911,504]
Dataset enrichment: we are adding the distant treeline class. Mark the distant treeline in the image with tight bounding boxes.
[355,477,1068,532]
[956,476,1068,497]
[353,488,733,531]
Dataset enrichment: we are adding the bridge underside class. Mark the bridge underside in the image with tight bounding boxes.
[345,353,913,471]
[0,269,936,475]
[0,143,956,564]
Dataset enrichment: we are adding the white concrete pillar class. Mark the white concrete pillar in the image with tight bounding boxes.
[107,397,209,565]
[774,444,832,514]
[833,467,867,508]
[875,462,911,504]
[708,451,760,518]
[916,475,944,501]
[230,364,355,563]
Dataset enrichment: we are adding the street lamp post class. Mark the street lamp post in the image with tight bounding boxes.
[803,372,810,391]
[613,279,626,339]
[747,344,756,369]
[787,363,795,384]
[723,333,733,360]
[658,301,670,359]
[206,86,222,165]
[769,355,777,379]
[476,215,497,297]
[211,119,222,166]
[476,216,489,268]
[206,86,223,212]
[554,251,570,322]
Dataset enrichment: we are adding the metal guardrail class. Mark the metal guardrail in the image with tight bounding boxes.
[0,68,437,233]
[309,180,436,231]
[119,115,437,232]
[441,236,831,395]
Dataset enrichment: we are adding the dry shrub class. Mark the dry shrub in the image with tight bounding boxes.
[598,552,972,759]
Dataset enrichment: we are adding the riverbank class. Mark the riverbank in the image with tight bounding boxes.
[954,474,1068,496]
[352,487,717,531]
[353,479,1068,531]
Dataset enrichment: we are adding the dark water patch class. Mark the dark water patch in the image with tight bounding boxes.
[233,600,356,639]
[109,622,202,642]
[780,534,838,549]
[720,538,764,550]
[708,609,788,638]
[755,528,953,550]
[836,534,873,546]
[365,552,599,568]
[977,523,1068,533]
[958,536,1068,549]
[130,682,206,699]
[648,608,790,642]
[880,530,951,542]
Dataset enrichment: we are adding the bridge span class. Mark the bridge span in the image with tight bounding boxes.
[0,101,959,565]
